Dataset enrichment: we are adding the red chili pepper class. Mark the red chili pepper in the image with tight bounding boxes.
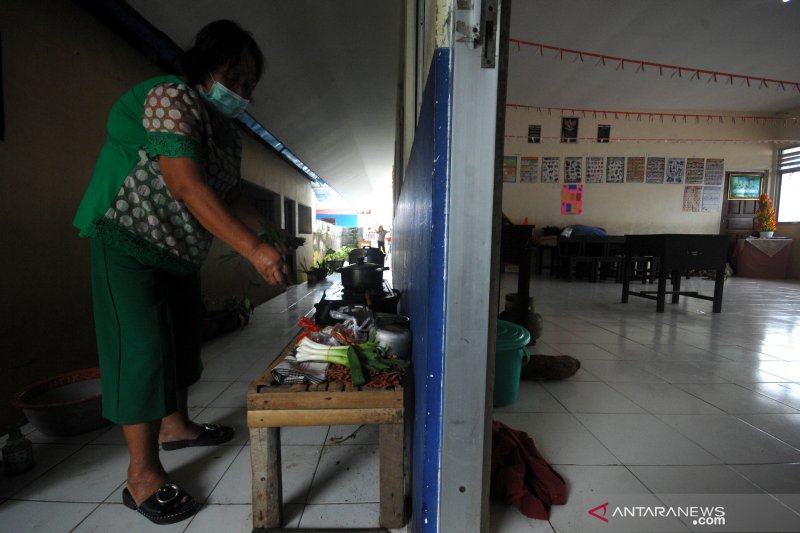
[297,317,320,331]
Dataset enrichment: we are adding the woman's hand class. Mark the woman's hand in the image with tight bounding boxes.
[158,157,289,287]
[249,243,287,286]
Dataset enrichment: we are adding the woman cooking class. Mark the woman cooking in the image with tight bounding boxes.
[73,20,283,525]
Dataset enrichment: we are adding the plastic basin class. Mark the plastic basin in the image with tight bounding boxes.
[12,368,110,436]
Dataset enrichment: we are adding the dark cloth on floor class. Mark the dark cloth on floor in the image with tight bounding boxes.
[490,420,567,519]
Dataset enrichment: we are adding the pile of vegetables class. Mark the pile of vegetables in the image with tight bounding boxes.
[294,318,408,387]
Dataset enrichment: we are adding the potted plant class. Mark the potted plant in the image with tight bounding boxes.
[202,296,254,341]
[323,246,351,273]
[754,193,777,238]
[300,260,328,283]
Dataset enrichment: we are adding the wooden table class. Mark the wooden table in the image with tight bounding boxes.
[247,334,406,531]
[734,237,792,279]
[621,234,728,313]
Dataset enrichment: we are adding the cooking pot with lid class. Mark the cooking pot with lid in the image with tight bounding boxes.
[337,260,389,291]
[348,246,385,266]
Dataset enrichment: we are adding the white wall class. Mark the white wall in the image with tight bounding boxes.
[502,108,777,235]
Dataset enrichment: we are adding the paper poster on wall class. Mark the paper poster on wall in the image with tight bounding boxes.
[502,156,518,183]
[564,157,583,183]
[585,157,604,183]
[519,156,539,183]
[683,186,702,212]
[606,157,625,183]
[666,158,686,184]
[542,157,560,183]
[685,158,705,184]
[527,125,541,143]
[626,157,645,183]
[560,117,579,143]
[704,159,724,186]
[561,184,583,215]
[701,186,722,212]
[645,157,665,184]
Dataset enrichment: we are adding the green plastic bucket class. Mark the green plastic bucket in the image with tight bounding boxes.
[494,320,531,407]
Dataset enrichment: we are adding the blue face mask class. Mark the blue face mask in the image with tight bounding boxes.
[199,77,250,118]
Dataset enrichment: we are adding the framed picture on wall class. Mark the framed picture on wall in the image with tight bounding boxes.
[560,117,578,143]
[727,172,763,200]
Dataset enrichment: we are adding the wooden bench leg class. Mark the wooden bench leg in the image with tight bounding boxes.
[251,427,282,529]
[379,422,405,528]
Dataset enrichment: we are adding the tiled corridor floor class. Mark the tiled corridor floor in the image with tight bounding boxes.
[2,271,800,532]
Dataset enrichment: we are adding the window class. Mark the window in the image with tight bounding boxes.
[777,146,800,223]
[298,204,313,234]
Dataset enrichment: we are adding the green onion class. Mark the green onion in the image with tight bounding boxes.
[294,336,408,386]
[294,337,351,365]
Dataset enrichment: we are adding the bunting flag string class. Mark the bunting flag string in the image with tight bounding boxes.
[508,38,800,94]
[504,134,800,145]
[506,103,800,126]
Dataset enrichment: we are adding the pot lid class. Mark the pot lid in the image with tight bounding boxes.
[495,320,531,351]
[341,261,384,271]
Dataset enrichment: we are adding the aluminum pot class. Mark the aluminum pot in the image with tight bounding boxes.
[348,246,385,266]
[337,261,389,291]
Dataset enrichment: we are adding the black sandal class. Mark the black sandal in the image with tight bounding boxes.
[161,423,234,451]
[122,482,198,525]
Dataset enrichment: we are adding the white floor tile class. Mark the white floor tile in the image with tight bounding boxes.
[658,414,800,464]
[490,499,556,532]
[607,382,724,415]
[493,412,620,466]
[542,381,647,413]
[676,383,799,414]
[187,380,231,408]
[12,444,129,502]
[579,360,666,383]
[739,382,800,410]
[0,443,81,501]
[307,445,379,504]
[737,413,800,449]
[628,465,763,494]
[546,465,689,532]
[632,360,728,384]
[208,381,249,408]
[575,414,721,465]
[184,504,254,533]
[545,342,619,360]
[298,502,379,529]
[494,381,568,413]
[0,500,98,533]
[279,425,330,445]
[326,423,380,445]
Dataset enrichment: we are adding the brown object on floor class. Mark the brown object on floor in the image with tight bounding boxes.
[491,420,567,519]
[520,355,581,380]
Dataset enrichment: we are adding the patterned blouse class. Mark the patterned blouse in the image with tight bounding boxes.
[74,75,241,274]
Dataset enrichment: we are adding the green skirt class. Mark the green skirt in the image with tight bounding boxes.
[90,240,203,424]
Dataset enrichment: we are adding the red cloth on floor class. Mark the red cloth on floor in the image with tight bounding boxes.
[490,420,567,519]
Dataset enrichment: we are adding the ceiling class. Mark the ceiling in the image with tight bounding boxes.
[126,1,800,216]
[128,0,404,218]
[507,0,800,114]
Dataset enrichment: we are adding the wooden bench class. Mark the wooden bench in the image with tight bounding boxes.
[247,333,406,530]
